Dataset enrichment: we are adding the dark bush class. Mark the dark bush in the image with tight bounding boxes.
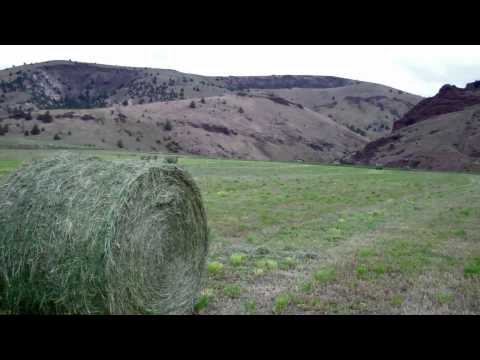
[53,133,62,141]
[164,120,173,131]
[31,124,41,135]
[189,101,196,109]
[117,139,124,148]
[0,124,8,136]
[37,111,53,124]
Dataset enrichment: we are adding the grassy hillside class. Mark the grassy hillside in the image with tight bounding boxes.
[1,149,479,314]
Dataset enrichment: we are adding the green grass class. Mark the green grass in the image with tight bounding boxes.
[229,253,247,266]
[1,148,480,314]
[273,294,291,314]
[207,261,224,274]
[464,258,480,275]
[223,284,242,298]
[313,267,336,283]
[242,300,257,314]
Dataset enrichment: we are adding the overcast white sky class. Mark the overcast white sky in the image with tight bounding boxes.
[1,45,480,97]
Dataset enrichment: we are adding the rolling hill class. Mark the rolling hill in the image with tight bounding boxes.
[0,60,422,161]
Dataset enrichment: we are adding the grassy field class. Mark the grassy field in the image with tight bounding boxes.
[1,149,479,314]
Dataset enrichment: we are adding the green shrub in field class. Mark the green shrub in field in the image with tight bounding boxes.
[372,263,386,275]
[272,294,290,314]
[230,253,247,266]
[391,295,404,306]
[243,300,257,314]
[356,265,368,276]
[223,284,242,298]
[207,261,224,274]
[253,268,265,276]
[279,257,296,270]
[357,247,377,258]
[255,258,278,270]
[313,267,336,283]
[194,289,214,313]
[300,281,313,293]
[453,229,467,238]
[436,292,454,305]
[464,258,480,275]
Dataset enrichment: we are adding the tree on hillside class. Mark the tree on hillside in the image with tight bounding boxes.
[164,120,173,131]
[200,97,205,104]
[0,124,8,136]
[189,101,196,109]
[31,123,41,135]
[37,111,53,123]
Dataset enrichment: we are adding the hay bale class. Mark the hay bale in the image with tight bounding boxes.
[0,152,208,314]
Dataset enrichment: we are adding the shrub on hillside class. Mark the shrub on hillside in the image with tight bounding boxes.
[164,120,173,131]
[37,111,53,123]
[0,124,9,136]
[30,124,41,135]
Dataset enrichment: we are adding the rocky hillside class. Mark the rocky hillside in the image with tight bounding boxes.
[351,81,480,172]
[393,81,480,130]
[0,60,423,162]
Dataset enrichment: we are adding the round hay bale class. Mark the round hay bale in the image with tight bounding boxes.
[0,152,208,314]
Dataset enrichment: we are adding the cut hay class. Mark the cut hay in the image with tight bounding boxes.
[0,152,208,314]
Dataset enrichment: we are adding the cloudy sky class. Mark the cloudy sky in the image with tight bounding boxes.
[1,45,480,97]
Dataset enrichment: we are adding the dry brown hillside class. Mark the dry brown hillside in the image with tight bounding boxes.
[0,60,423,162]
[251,83,421,140]
[0,94,367,162]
